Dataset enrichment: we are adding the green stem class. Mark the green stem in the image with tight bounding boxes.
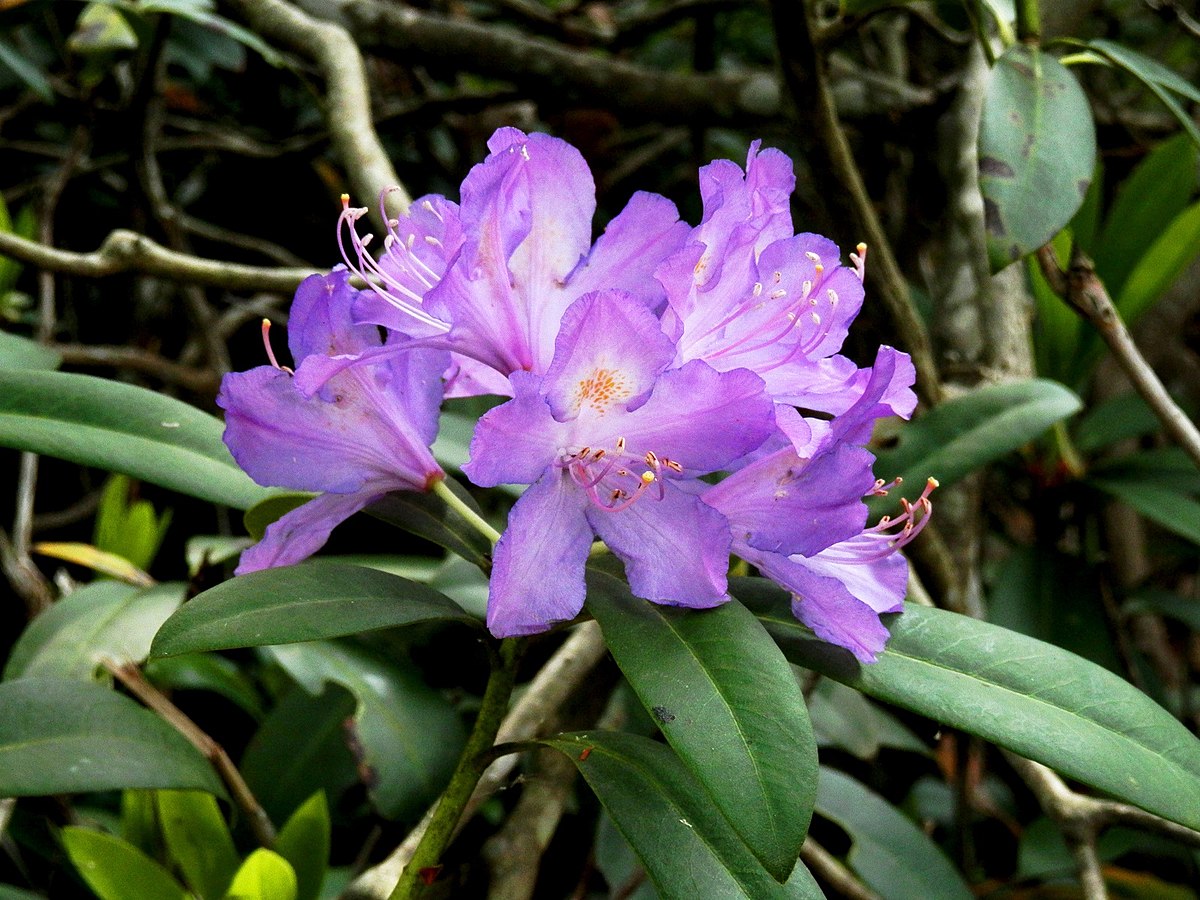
[389,638,522,899]
[431,478,502,545]
[1014,0,1041,43]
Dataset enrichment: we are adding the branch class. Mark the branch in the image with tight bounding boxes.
[102,658,277,849]
[222,0,409,218]
[53,344,221,394]
[1036,245,1200,471]
[0,229,313,292]
[342,621,609,900]
[801,837,881,900]
[291,0,782,126]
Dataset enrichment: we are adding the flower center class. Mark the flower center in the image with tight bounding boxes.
[559,437,684,513]
[572,367,632,416]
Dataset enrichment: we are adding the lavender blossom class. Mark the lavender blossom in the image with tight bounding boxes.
[218,271,448,574]
[463,290,775,637]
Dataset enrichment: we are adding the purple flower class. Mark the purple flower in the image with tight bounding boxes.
[657,143,915,421]
[704,353,936,662]
[463,290,775,637]
[333,128,690,393]
[218,271,448,574]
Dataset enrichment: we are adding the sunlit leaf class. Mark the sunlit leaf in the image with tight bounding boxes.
[156,790,240,900]
[1117,202,1200,327]
[224,849,297,900]
[62,828,187,900]
[31,541,155,586]
[275,792,330,900]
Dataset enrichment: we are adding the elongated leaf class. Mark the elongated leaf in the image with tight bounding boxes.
[979,44,1096,271]
[1086,40,1200,145]
[0,369,272,509]
[0,331,60,370]
[32,541,155,586]
[62,828,188,900]
[224,849,297,900]
[4,581,184,681]
[872,378,1081,493]
[267,641,466,820]
[0,678,223,796]
[1089,477,1200,546]
[586,572,816,881]
[366,477,493,570]
[157,790,240,900]
[151,561,479,658]
[1094,135,1199,296]
[1073,392,1162,454]
[144,652,266,719]
[0,39,55,104]
[738,579,1200,833]
[275,792,330,900]
[816,769,971,899]
[1117,202,1200,326]
[544,733,824,899]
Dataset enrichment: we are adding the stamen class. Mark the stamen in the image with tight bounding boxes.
[260,319,293,374]
[851,242,868,281]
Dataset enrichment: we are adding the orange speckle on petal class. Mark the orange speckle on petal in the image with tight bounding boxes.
[574,368,630,414]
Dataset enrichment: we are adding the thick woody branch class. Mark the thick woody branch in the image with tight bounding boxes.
[1036,245,1200,471]
[0,229,313,292]
[290,0,782,126]
[222,0,409,217]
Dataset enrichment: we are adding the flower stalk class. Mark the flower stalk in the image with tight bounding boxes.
[389,637,522,899]
[431,478,502,545]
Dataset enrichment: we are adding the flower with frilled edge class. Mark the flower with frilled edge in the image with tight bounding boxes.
[463,290,775,637]
[218,271,449,574]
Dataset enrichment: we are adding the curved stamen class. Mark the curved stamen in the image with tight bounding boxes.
[261,319,293,374]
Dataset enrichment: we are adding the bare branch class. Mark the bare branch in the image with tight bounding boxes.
[801,837,881,900]
[53,344,221,394]
[0,229,313,292]
[223,0,409,218]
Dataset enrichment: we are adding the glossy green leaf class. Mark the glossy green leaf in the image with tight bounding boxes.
[1117,202,1200,327]
[151,561,479,658]
[0,331,60,370]
[241,684,359,827]
[979,44,1096,271]
[366,477,494,570]
[267,641,466,820]
[586,572,816,881]
[0,678,223,796]
[0,369,272,509]
[157,790,240,900]
[223,849,297,900]
[872,378,1081,494]
[544,732,824,899]
[62,827,187,900]
[4,581,185,681]
[1094,135,1199,296]
[275,792,330,900]
[739,580,1200,833]
[1086,40,1200,146]
[594,812,659,900]
[815,769,971,899]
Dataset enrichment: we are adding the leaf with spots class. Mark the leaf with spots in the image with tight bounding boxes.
[978,45,1096,272]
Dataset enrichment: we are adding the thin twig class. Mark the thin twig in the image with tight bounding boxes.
[342,621,609,900]
[1036,245,1200,472]
[801,837,881,900]
[0,229,314,292]
[52,344,221,394]
[223,0,408,220]
[101,658,277,848]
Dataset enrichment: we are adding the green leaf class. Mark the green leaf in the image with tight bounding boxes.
[586,572,816,881]
[275,792,330,900]
[1084,40,1200,146]
[815,769,972,899]
[1073,391,1163,454]
[151,561,479,658]
[0,331,60,370]
[267,641,467,820]
[68,2,140,54]
[243,493,311,542]
[808,680,928,760]
[1094,135,1199,297]
[1089,476,1200,546]
[0,40,55,103]
[0,369,273,509]
[0,678,224,796]
[131,0,285,67]
[144,653,266,719]
[1116,202,1200,327]
[4,581,185,681]
[1124,588,1200,633]
[979,44,1096,271]
[544,732,825,899]
[0,885,46,900]
[872,378,1082,494]
[366,477,494,570]
[94,475,173,571]
[223,849,297,900]
[739,580,1200,834]
[241,684,359,827]
[62,827,188,900]
[156,790,240,900]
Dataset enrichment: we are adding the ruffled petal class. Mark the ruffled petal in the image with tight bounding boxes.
[487,471,593,636]
[287,271,381,365]
[236,490,381,574]
[463,372,565,487]
[586,485,731,608]
[828,346,918,447]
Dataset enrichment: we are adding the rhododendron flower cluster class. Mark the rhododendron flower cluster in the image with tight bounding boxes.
[219,127,933,662]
